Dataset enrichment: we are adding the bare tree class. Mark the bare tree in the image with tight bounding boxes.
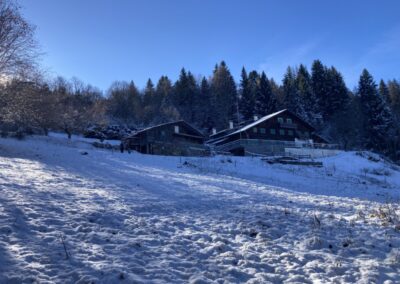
[51,76,107,139]
[0,0,39,79]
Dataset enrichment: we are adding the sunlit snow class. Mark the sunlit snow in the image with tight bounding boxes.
[0,134,399,283]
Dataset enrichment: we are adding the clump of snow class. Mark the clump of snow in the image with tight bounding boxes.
[0,135,399,283]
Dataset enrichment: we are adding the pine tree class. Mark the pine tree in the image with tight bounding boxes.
[324,67,349,120]
[197,76,214,130]
[283,67,306,119]
[210,61,238,129]
[270,78,284,108]
[143,79,156,124]
[296,64,320,125]
[379,80,390,104]
[156,76,177,123]
[388,79,400,118]
[311,60,326,118]
[358,69,393,151]
[173,68,198,123]
[255,71,277,117]
[239,67,254,121]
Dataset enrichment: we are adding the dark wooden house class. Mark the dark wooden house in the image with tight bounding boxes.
[124,120,207,156]
[207,109,333,156]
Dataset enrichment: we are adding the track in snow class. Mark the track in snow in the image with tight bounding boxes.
[0,136,399,283]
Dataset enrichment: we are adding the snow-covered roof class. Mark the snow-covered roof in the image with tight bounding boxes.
[127,120,204,138]
[229,109,287,136]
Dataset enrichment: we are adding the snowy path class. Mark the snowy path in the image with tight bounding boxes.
[0,136,399,283]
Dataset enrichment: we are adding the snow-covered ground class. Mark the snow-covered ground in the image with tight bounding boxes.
[0,134,399,283]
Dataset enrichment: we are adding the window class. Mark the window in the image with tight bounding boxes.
[161,130,166,136]
[270,128,276,135]
[286,118,292,124]
[288,130,294,136]
[278,117,284,123]
[279,129,285,135]
[304,131,309,138]
[260,128,266,134]
[253,127,258,133]
[174,125,179,133]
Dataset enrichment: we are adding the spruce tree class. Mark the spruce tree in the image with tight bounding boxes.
[142,79,156,124]
[197,77,214,130]
[283,66,306,118]
[324,67,349,120]
[156,76,177,123]
[311,60,327,118]
[358,69,393,151]
[388,80,400,118]
[379,80,390,104]
[270,78,284,108]
[296,64,321,125]
[210,61,238,130]
[255,71,277,117]
[143,79,155,107]
[239,67,254,121]
[173,68,198,123]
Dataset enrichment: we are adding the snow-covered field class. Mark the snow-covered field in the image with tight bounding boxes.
[0,134,399,283]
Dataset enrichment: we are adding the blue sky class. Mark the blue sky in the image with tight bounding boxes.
[21,0,400,91]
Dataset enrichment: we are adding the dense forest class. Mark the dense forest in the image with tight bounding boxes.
[0,1,399,161]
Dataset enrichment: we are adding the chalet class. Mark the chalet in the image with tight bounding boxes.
[124,120,207,156]
[207,109,338,157]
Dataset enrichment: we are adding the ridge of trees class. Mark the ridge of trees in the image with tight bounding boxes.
[0,0,399,161]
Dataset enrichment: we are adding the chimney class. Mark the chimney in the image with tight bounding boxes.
[212,128,217,135]
[254,115,259,121]
[229,121,234,129]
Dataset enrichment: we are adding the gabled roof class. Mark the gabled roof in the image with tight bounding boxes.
[208,120,256,144]
[128,120,204,138]
[230,109,287,136]
[207,109,316,143]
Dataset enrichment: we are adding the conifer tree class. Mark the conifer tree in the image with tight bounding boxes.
[255,71,277,117]
[173,68,198,123]
[296,64,320,125]
[143,79,156,124]
[311,60,326,117]
[196,77,214,130]
[156,76,178,123]
[388,80,400,118]
[239,67,254,121]
[239,70,258,120]
[358,69,393,151]
[283,67,306,119]
[324,67,349,120]
[379,80,390,104]
[270,78,284,108]
[210,61,238,129]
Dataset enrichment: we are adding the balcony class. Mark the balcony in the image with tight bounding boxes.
[279,122,297,129]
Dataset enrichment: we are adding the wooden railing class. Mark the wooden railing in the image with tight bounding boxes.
[211,139,339,153]
[279,122,297,129]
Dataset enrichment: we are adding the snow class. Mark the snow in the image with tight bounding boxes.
[0,135,399,283]
[229,109,286,136]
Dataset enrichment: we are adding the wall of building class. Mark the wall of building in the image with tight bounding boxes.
[242,112,316,142]
[150,141,209,156]
[284,147,341,158]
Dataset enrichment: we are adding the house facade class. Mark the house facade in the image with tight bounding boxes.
[207,109,337,156]
[124,121,207,156]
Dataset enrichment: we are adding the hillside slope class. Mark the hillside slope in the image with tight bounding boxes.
[0,135,399,283]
